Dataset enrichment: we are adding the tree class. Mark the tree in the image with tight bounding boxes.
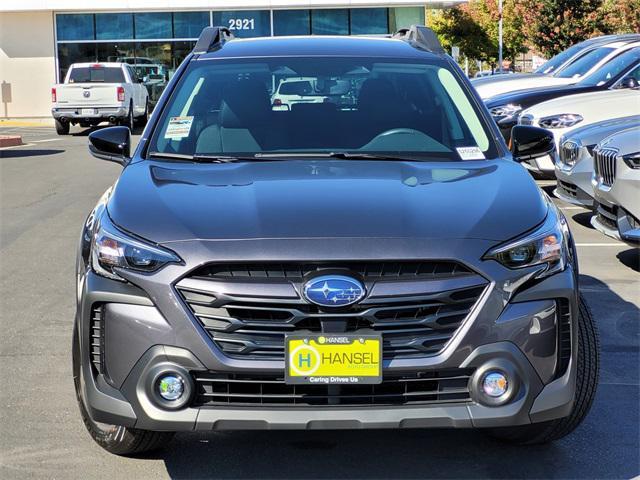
[594,0,640,34]
[518,0,603,57]
[428,1,529,67]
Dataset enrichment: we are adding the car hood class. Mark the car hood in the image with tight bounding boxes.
[475,76,575,99]
[521,89,640,120]
[108,159,547,244]
[485,84,593,110]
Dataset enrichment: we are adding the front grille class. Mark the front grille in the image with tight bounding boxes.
[556,300,571,378]
[192,369,474,407]
[190,261,474,282]
[596,202,617,230]
[594,147,618,187]
[89,305,105,375]
[558,180,577,198]
[560,141,579,167]
[178,261,487,360]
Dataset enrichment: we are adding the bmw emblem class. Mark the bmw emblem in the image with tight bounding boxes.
[303,275,365,307]
[83,90,90,98]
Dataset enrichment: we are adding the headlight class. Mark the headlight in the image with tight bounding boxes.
[91,212,181,281]
[538,114,583,129]
[484,205,569,279]
[489,104,522,118]
[622,151,640,169]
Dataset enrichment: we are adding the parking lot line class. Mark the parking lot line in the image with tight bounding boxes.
[31,138,60,143]
[559,206,586,210]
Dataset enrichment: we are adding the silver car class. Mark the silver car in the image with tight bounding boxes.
[555,116,640,207]
[591,126,640,245]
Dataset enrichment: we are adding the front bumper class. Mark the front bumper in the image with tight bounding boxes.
[76,237,579,432]
[554,149,594,207]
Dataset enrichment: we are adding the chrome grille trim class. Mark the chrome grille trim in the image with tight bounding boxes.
[594,147,619,187]
[560,140,579,167]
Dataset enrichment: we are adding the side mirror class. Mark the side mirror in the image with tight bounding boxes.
[510,125,555,162]
[88,126,131,166]
[616,77,639,89]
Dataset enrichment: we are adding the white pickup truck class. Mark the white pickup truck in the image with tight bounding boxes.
[51,63,149,135]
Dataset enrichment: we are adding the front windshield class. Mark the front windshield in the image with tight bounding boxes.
[535,43,586,75]
[577,48,640,86]
[554,47,614,79]
[148,56,497,161]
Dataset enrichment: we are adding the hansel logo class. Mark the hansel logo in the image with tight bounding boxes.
[303,275,365,307]
[83,90,90,98]
[289,343,321,376]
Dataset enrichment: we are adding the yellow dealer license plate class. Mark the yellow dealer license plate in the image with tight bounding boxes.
[285,334,382,385]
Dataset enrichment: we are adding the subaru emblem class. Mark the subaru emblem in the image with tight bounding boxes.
[303,275,365,307]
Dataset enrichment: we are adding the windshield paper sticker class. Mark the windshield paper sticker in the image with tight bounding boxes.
[165,116,193,139]
[456,146,485,160]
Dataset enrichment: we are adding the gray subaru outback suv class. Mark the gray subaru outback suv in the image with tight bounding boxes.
[74,26,599,455]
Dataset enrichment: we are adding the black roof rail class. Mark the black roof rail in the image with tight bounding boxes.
[393,25,445,55]
[193,26,234,54]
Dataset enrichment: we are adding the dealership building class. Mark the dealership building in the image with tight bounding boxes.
[0,0,464,118]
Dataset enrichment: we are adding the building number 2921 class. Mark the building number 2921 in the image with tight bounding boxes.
[228,18,255,30]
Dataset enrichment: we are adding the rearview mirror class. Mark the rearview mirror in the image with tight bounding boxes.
[510,125,555,162]
[88,126,131,166]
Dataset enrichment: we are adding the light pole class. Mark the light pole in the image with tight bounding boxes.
[498,0,503,73]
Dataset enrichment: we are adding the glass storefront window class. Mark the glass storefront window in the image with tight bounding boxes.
[57,43,97,80]
[212,10,271,38]
[273,10,310,36]
[312,9,349,35]
[96,13,133,40]
[350,8,388,35]
[96,42,135,63]
[135,12,172,39]
[389,7,425,33]
[56,14,94,41]
[173,12,210,39]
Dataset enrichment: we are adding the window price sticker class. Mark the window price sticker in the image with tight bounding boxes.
[165,116,193,139]
[456,146,486,160]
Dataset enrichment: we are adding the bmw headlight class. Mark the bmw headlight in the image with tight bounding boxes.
[484,205,570,279]
[622,151,640,169]
[91,212,181,281]
[489,104,522,118]
[539,114,583,129]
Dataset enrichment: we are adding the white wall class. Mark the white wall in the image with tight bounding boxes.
[1,1,467,13]
[0,11,56,118]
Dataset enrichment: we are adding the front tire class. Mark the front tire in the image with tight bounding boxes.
[486,294,599,444]
[72,323,174,455]
[55,118,69,135]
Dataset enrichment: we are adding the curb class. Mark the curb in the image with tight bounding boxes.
[0,135,23,147]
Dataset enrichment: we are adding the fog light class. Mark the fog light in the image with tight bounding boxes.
[158,374,184,401]
[482,371,508,397]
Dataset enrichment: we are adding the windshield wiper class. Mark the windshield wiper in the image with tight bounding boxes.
[148,152,260,163]
[252,152,437,161]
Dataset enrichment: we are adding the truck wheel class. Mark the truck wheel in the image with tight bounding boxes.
[72,323,174,456]
[55,119,70,135]
[120,103,135,132]
[486,294,599,444]
[135,100,149,127]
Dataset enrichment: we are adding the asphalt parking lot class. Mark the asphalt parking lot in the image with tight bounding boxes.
[1,126,638,479]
